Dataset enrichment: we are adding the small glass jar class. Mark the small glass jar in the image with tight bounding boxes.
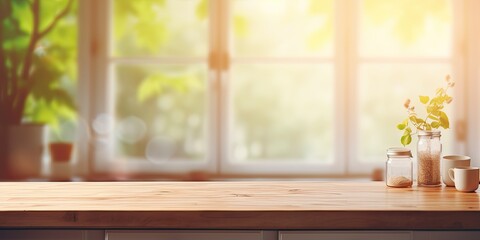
[417,130,442,187]
[386,147,413,188]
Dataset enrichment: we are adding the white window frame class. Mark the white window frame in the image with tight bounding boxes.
[77,0,476,177]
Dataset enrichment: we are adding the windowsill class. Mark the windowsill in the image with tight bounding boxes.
[77,170,379,182]
[16,174,377,182]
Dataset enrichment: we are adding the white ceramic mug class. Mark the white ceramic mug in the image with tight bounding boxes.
[448,167,479,192]
[442,155,471,187]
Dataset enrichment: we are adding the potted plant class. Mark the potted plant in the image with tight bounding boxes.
[0,0,76,179]
[49,120,76,163]
[49,126,74,180]
[397,75,455,186]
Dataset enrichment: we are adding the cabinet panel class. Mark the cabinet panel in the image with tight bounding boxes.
[0,230,86,240]
[106,230,273,240]
[413,231,480,240]
[0,230,104,240]
[279,231,412,240]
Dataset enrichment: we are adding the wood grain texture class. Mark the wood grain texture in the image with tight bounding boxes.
[0,181,479,229]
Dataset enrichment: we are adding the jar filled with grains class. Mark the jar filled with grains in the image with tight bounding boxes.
[386,147,413,188]
[417,131,442,187]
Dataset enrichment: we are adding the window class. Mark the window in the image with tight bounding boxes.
[223,0,336,175]
[352,0,458,173]
[79,0,479,177]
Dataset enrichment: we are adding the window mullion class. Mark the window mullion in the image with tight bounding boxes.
[217,0,230,175]
[208,0,228,174]
[77,0,93,176]
[83,0,114,174]
[335,0,358,175]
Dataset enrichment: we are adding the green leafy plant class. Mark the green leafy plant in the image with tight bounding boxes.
[0,0,76,128]
[397,75,455,146]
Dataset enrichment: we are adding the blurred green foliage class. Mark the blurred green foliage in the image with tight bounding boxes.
[115,65,205,159]
[113,0,207,57]
[137,73,202,103]
[307,0,333,51]
[114,0,169,54]
[1,0,77,132]
[113,0,207,159]
[364,0,450,43]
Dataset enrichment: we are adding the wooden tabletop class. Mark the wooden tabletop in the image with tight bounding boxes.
[0,181,479,229]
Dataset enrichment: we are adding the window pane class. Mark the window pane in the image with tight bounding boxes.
[230,64,334,162]
[113,0,208,57]
[357,64,454,163]
[359,0,452,58]
[114,65,207,162]
[231,0,333,57]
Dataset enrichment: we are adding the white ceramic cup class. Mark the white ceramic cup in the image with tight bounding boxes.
[442,155,471,187]
[448,167,479,192]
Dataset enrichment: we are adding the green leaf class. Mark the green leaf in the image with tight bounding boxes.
[439,111,450,129]
[419,95,429,104]
[415,117,425,124]
[409,116,417,123]
[397,123,406,130]
[428,105,440,116]
[405,127,412,133]
[429,97,440,105]
[426,124,432,131]
[401,134,412,146]
[431,121,440,128]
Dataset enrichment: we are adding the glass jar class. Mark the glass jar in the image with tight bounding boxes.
[417,130,442,187]
[386,147,413,188]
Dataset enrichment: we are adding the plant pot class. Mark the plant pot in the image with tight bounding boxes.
[6,124,48,179]
[49,142,73,162]
[49,142,73,181]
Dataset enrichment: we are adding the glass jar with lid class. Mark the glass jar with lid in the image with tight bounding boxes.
[417,130,442,187]
[386,147,413,188]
